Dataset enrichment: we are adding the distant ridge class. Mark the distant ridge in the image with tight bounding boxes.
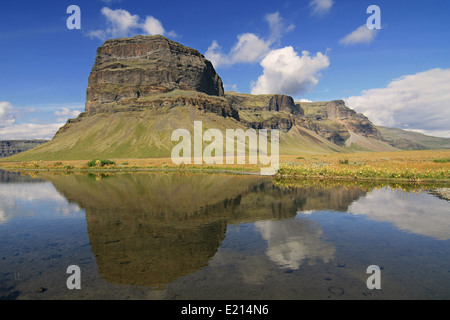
[377,126,450,150]
[0,140,48,158]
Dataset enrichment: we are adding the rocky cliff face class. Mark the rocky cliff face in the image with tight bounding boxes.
[297,100,382,146]
[86,35,225,115]
[225,92,382,146]
[225,92,302,131]
[0,140,48,158]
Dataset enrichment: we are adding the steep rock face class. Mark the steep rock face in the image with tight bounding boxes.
[269,95,304,116]
[0,140,48,158]
[86,35,225,115]
[325,100,381,140]
[225,92,303,131]
[298,100,382,145]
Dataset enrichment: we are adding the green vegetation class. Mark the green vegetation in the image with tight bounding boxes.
[434,158,450,163]
[87,159,116,167]
[377,126,450,150]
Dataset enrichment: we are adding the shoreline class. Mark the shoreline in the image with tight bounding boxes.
[1,149,449,184]
[1,165,449,185]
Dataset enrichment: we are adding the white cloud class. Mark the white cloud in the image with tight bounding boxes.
[88,7,176,41]
[206,34,271,68]
[0,123,64,140]
[349,188,450,240]
[142,16,165,35]
[265,12,295,44]
[101,7,140,38]
[54,107,81,122]
[251,47,330,96]
[309,0,334,16]
[0,101,16,127]
[205,12,329,96]
[340,24,379,46]
[231,33,272,64]
[0,102,80,140]
[255,218,335,269]
[205,12,294,68]
[345,68,450,137]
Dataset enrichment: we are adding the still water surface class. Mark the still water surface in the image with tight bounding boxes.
[0,170,449,300]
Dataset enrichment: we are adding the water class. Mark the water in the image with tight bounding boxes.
[0,170,449,300]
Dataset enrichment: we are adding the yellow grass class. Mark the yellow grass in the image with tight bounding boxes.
[0,149,449,182]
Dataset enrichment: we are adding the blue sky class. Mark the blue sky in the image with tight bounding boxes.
[0,0,449,139]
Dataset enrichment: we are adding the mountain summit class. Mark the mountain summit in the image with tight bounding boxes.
[86,35,225,115]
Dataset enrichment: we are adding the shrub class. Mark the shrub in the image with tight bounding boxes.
[433,158,450,163]
[339,159,349,165]
[87,159,116,167]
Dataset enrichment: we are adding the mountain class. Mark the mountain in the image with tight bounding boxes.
[377,126,450,150]
[1,35,411,162]
[0,140,48,158]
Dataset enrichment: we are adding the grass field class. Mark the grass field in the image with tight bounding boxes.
[1,149,449,183]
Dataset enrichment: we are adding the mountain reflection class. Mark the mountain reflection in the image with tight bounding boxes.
[32,172,364,287]
[9,171,446,288]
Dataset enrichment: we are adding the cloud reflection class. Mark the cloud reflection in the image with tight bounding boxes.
[0,182,82,224]
[349,188,450,240]
[255,217,335,270]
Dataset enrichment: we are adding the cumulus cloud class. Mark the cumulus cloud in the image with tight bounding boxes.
[345,68,450,137]
[0,123,64,140]
[0,102,81,140]
[251,47,330,96]
[205,12,329,96]
[0,101,16,127]
[340,24,379,46]
[54,107,81,122]
[206,36,267,68]
[205,12,293,68]
[87,7,177,41]
[309,0,334,16]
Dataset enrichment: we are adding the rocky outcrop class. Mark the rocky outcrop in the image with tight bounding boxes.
[0,140,48,158]
[324,100,381,140]
[297,100,382,145]
[268,95,304,116]
[225,92,303,131]
[86,35,225,115]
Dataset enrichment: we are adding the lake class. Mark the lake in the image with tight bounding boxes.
[0,170,449,300]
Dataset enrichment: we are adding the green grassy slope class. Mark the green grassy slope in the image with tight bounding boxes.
[3,106,353,161]
[377,126,450,150]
